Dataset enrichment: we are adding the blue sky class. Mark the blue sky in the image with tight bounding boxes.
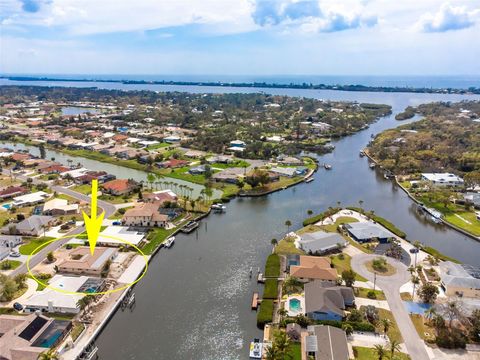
[1,0,480,75]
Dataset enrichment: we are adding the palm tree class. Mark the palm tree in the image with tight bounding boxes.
[411,275,420,299]
[264,344,278,360]
[373,344,387,360]
[38,350,59,360]
[273,331,290,357]
[388,339,401,358]
[271,238,278,246]
[285,220,292,233]
[381,318,390,335]
[424,307,437,323]
[146,173,155,190]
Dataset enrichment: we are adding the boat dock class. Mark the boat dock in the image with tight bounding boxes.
[251,292,259,310]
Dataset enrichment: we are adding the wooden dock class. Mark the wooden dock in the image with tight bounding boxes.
[251,292,259,310]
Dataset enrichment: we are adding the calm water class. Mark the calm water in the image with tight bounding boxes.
[2,80,480,359]
[0,142,222,199]
[61,106,100,116]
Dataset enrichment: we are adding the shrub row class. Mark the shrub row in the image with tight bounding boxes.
[257,299,274,328]
[263,279,279,299]
[265,254,280,277]
[303,207,341,226]
[314,320,376,332]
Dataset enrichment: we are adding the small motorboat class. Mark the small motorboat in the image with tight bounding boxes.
[249,339,263,359]
[164,236,175,248]
[324,164,332,170]
[369,163,376,169]
[305,177,314,183]
[211,203,226,212]
[359,151,365,157]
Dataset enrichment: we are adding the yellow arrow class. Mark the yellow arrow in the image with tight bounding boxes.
[82,179,105,255]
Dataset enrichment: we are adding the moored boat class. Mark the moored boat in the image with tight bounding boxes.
[359,151,365,157]
[211,203,226,212]
[164,236,175,248]
[305,177,314,183]
[249,339,263,359]
[181,221,199,233]
[324,163,332,170]
[369,163,376,169]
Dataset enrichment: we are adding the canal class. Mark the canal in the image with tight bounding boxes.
[2,79,480,359]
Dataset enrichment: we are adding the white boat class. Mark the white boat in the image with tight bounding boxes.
[324,163,332,170]
[211,203,226,212]
[305,177,314,183]
[369,163,376,169]
[164,236,175,248]
[249,339,263,359]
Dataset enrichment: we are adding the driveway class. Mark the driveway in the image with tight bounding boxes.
[351,253,430,360]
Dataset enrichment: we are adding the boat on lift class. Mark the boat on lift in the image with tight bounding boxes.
[211,203,226,212]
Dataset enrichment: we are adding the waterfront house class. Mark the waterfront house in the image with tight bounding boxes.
[38,164,70,174]
[157,158,189,169]
[189,165,206,175]
[295,231,347,255]
[42,198,79,216]
[102,179,139,196]
[277,156,303,166]
[421,173,464,187]
[439,261,480,298]
[0,313,72,360]
[344,222,394,243]
[143,190,177,205]
[12,191,50,207]
[24,275,105,314]
[1,215,54,236]
[122,202,169,227]
[58,246,117,276]
[289,256,338,283]
[304,281,354,321]
[269,167,297,177]
[304,325,349,360]
[0,186,28,200]
[212,168,243,184]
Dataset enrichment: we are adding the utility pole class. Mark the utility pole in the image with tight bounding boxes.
[373,272,377,291]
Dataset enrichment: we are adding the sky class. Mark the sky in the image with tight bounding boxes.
[0,0,480,76]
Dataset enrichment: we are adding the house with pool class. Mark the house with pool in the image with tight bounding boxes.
[304,281,354,321]
[0,313,71,360]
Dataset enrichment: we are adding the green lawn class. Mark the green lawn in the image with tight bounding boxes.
[377,308,403,343]
[274,238,305,255]
[410,314,435,341]
[0,260,21,270]
[141,226,179,255]
[330,254,367,282]
[19,237,55,255]
[289,343,302,360]
[353,346,410,360]
[264,254,280,278]
[354,287,386,300]
[146,142,170,150]
[210,160,250,169]
[72,184,92,195]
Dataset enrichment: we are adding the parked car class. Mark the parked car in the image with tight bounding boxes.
[9,251,20,258]
[112,221,121,226]
[13,302,23,311]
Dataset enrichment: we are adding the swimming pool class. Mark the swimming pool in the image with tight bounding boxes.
[289,298,302,312]
[1,203,11,210]
[404,301,432,315]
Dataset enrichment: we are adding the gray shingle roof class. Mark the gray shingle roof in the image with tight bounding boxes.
[345,222,394,240]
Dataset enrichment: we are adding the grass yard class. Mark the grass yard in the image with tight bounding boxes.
[289,343,302,360]
[264,254,280,278]
[444,211,480,236]
[70,321,86,342]
[353,287,386,300]
[0,259,22,270]
[377,308,403,343]
[319,216,358,232]
[141,225,180,255]
[410,314,435,341]
[330,254,367,282]
[400,292,413,301]
[146,142,170,150]
[72,184,92,195]
[19,237,55,255]
[365,259,397,276]
[274,237,305,256]
[353,346,410,360]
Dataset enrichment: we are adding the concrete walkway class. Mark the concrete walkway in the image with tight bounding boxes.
[351,253,430,360]
[355,297,390,310]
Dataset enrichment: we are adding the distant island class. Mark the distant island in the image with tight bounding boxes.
[2,75,480,95]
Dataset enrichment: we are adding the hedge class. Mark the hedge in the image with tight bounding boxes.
[346,207,406,238]
[257,299,274,328]
[265,254,280,277]
[263,279,279,299]
[303,207,341,226]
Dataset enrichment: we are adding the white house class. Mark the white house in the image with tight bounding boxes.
[421,173,464,187]
[12,191,50,207]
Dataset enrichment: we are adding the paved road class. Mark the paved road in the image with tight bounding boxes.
[351,253,430,360]
[5,170,116,277]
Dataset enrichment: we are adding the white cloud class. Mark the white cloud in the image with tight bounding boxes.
[416,3,478,32]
